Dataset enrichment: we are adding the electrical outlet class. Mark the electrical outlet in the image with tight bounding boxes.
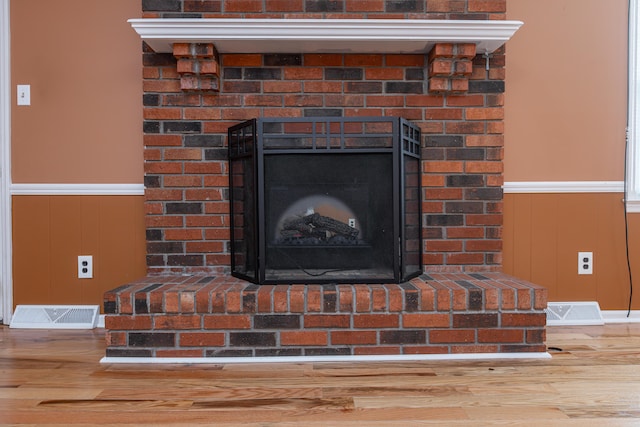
[348,218,356,228]
[578,251,593,275]
[78,256,93,279]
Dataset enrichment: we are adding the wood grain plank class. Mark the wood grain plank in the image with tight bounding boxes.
[3,325,640,425]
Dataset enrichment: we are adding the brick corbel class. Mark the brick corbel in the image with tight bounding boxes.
[173,43,220,92]
[427,43,476,94]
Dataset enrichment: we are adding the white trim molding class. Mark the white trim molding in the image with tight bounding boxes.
[628,0,640,203]
[503,181,625,194]
[627,200,640,213]
[129,18,523,54]
[0,0,12,324]
[102,351,551,365]
[602,310,640,323]
[10,183,145,196]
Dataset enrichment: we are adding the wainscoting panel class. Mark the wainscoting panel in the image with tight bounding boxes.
[504,192,635,310]
[12,195,146,310]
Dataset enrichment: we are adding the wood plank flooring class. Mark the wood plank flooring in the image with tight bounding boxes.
[2,324,640,425]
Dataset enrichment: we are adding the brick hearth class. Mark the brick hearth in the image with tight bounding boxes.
[104,273,546,358]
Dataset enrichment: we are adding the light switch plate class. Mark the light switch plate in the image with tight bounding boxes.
[17,85,30,106]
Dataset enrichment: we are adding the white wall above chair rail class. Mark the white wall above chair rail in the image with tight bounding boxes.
[128,18,523,54]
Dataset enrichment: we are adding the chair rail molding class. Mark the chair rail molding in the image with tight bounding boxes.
[503,181,640,212]
[503,181,625,193]
[10,183,145,196]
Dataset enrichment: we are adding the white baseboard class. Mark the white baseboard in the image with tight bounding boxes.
[101,352,551,365]
[602,310,640,323]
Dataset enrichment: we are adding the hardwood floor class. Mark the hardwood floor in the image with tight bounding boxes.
[2,324,640,426]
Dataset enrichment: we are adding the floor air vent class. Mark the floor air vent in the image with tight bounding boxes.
[545,301,604,326]
[10,305,99,329]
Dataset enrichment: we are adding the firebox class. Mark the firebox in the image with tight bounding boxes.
[228,117,421,284]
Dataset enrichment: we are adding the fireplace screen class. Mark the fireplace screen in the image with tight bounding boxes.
[228,117,421,284]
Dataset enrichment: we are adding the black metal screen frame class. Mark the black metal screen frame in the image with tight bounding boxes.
[228,116,422,284]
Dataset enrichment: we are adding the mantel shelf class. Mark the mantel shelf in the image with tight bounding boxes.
[129,18,523,54]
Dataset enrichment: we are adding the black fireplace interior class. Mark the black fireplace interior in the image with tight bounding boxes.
[228,117,422,284]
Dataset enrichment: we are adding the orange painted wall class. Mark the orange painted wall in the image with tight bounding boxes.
[12,196,147,310]
[10,0,142,183]
[8,0,639,312]
[9,0,146,312]
[503,0,637,309]
[505,0,627,182]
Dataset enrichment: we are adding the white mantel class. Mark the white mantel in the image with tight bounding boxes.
[129,18,523,54]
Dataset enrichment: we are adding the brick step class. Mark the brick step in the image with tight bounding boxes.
[103,272,547,358]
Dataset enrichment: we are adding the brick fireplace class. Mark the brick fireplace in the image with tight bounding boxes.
[103,0,548,360]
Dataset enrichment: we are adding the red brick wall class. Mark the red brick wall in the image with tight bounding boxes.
[141,0,507,275]
[142,0,506,19]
